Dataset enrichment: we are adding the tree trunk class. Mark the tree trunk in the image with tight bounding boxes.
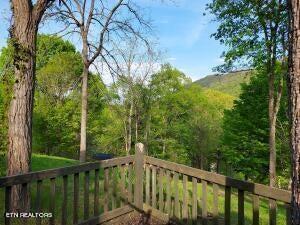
[135,107,138,143]
[124,120,128,154]
[8,0,50,212]
[288,0,300,223]
[127,99,133,154]
[216,150,221,174]
[269,112,277,187]
[268,61,283,188]
[79,65,89,162]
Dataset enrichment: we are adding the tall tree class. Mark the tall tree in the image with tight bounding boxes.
[112,37,158,155]
[222,70,290,185]
[208,0,288,187]
[53,0,151,162]
[288,0,300,223]
[8,0,54,212]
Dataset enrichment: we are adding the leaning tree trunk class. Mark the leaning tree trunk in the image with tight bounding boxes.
[288,0,300,223]
[8,0,50,213]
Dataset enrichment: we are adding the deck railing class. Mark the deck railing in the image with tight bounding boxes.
[0,153,136,225]
[144,155,291,225]
[0,143,292,225]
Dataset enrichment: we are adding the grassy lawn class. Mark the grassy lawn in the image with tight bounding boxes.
[0,153,288,225]
[0,152,79,177]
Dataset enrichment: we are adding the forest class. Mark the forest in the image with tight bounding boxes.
[1,0,300,223]
[0,0,293,188]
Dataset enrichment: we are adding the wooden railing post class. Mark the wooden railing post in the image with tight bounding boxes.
[134,143,144,209]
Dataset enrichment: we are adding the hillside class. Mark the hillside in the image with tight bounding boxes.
[194,70,253,97]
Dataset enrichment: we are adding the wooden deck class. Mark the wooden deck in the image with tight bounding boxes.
[0,143,292,225]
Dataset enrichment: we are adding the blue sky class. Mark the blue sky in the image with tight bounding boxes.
[0,0,225,81]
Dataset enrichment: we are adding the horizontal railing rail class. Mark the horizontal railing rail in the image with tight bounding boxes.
[0,143,293,225]
[1,155,136,225]
[144,155,292,225]
[145,156,291,203]
[0,155,134,188]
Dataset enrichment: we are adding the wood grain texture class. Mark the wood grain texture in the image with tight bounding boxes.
[159,168,164,211]
[213,183,219,225]
[192,177,197,221]
[36,180,42,225]
[49,178,56,225]
[0,156,134,188]
[84,171,90,219]
[146,164,150,205]
[182,175,188,220]
[145,156,290,203]
[73,173,79,224]
[252,194,259,225]
[202,180,208,225]
[238,189,244,225]
[62,175,68,225]
[134,143,144,208]
[152,166,157,209]
[225,186,231,225]
[94,169,99,215]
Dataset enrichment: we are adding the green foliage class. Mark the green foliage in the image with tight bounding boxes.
[207,0,288,71]
[221,70,289,185]
[0,43,14,152]
[195,70,252,97]
[36,52,82,102]
[36,34,76,69]
[146,64,232,167]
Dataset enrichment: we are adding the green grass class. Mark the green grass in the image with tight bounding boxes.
[0,152,78,177]
[194,70,253,98]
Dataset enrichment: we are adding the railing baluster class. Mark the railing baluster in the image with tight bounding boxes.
[120,165,125,206]
[22,183,29,225]
[104,167,109,212]
[128,164,133,203]
[49,178,56,225]
[269,199,276,225]
[159,168,164,211]
[225,186,231,225]
[182,175,188,220]
[152,166,157,208]
[202,180,208,225]
[252,194,259,225]
[73,173,79,224]
[134,143,144,209]
[145,164,150,205]
[286,203,291,225]
[111,167,116,210]
[174,172,179,218]
[238,189,245,225]
[213,183,219,225]
[36,180,42,225]
[192,177,197,222]
[61,175,68,225]
[5,186,11,225]
[166,170,171,215]
[84,171,90,219]
[94,169,99,216]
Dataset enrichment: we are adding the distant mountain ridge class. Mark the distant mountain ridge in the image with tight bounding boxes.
[194,70,253,97]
